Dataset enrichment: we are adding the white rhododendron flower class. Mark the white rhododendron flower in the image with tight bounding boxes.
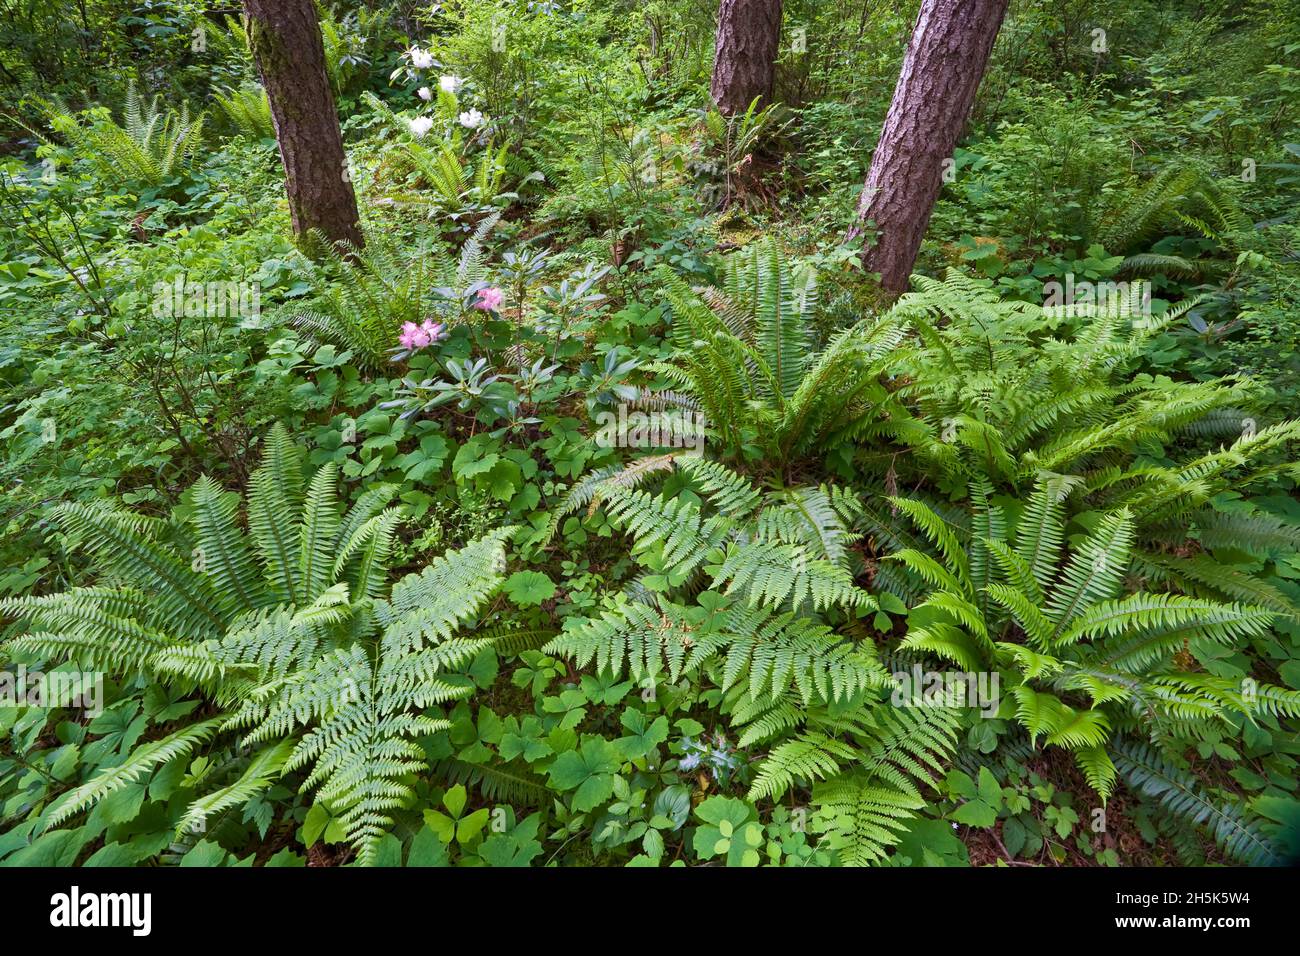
[439,75,463,94]
[408,47,435,69]
[458,109,484,129]
[417,87,432,101]
[408,116,435,138]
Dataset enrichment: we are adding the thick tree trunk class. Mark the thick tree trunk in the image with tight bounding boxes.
[710,0,784,115]
[851,0,1008,292]
[243,0,363,251]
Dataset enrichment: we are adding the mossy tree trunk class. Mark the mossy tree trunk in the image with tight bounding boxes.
[710,0,784,115]
[243,0,362,251]
[850,0,1009,292]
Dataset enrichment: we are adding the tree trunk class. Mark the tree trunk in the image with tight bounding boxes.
[243,0,363,251]
[851,0,1009,292]
[710,0,784,115]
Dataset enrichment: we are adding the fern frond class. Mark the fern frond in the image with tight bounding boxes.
[45,719,224,829]
[1112,738,1279,865]
[176,739,294,836]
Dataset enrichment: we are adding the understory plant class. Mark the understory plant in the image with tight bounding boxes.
[1,425,513,863]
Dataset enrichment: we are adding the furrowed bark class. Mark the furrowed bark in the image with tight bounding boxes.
[243,0,363,251]
[851,0,1009,292]
[710,0,784,115]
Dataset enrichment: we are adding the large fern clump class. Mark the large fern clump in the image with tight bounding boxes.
[1,425,514,864]
[854,280,1300,863]
[543,454,966,864]
[880,477,1298,862]
[34,82,206,187]
[212,84,276,142]
[646,239,906,469]
[872,272,1300,590]
[1096,160,1253,273]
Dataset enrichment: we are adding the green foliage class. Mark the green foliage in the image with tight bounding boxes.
[1112,739,1281,865]
[212,85,275,142]
[3,0,1298,873]
[34,82,206,187]
[286,222,493,371]
[2,425,512,864]
[885,477,1296,862]
[651,239,905,465]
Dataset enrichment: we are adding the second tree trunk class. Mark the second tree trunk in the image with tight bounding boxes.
[851,0,1009,292]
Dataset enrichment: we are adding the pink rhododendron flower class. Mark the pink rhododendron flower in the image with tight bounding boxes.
[474,287,504,311]
[398,318,447,353]
[398,321,430,350]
